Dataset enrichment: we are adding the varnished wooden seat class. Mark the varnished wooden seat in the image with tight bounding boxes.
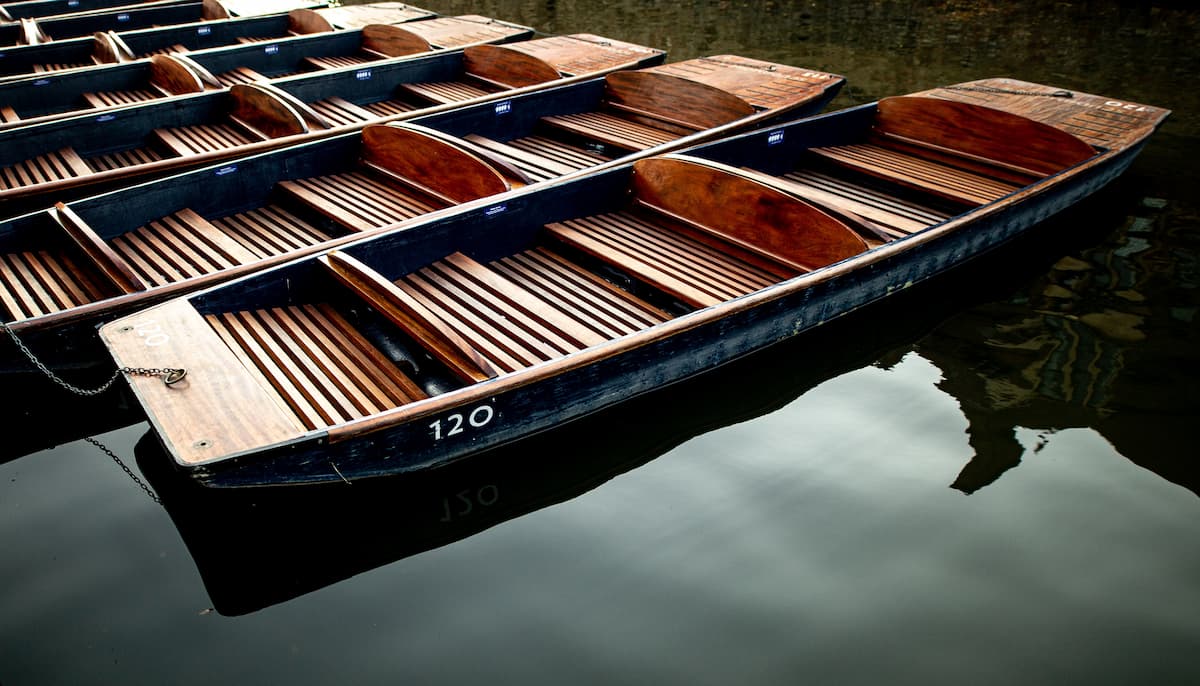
[214,66,268,86]
[774,168,951,238]
[397,79,496,105]
[109,209,262,287]
[807,95,1097,208]
[0,147,92,190]
[357,98,420,118]
[545,211,790,309]
[208,205,334,260]
[152,122,261,155]
[538,111,679,151]
[546,156,869,309]
[278,170,446,233]
[307,96,377,126]
[808,143,1023,206]
[82,87,165,108]
[206,302,427,431]
[85,146,164,172]
[321,250,664,384]
[463,134,609,182]
[0,250,114,320]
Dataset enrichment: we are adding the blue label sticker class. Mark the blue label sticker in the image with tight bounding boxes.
[215,166,238,176]
[34,79,50,86]
[96,114,116,123]
[117,13,130,21]
[494,100,512,116]
[767,130,785,146]
[484,204,507,217]
[355,69,372,81]
[69,0,80,6]
[264,44,279,55]
[197,26,212,35]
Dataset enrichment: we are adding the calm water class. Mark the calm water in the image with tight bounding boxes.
[2,1,1198,684]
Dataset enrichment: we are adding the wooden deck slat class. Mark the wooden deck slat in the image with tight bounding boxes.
[539,111,678,151]
[309,96,377,126]
[152,123,257,156]
[492,247,670,338]
[776,169,948,236]
[398,79,494,105]
[810,143,1022,206]
[359,98,419,117]
[111,208,261,286]
[215,66,268,86]
[0,148,91,190]
[210,205,333,259]
[82,88,161,108]
[545,210,783,309]
[278,171,445,232]
[85,145,164,172]
[463,133,604,181]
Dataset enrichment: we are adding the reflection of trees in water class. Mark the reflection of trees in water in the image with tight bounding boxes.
[916,195,1199,496]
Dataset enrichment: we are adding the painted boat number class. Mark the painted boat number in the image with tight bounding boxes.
[264,44,279,55]
[197,26,212,36]
[440,484,500,522]
[1104,100,1149,113]
[131,319,170,347]
[429,405,495,441]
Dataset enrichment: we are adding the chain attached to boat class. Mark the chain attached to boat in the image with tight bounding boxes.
[2,321,186,396]
[942,84,1073,98]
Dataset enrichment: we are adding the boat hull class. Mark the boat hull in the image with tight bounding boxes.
[183,137,1146,487]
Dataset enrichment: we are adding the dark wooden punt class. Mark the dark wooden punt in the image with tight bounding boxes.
[1,0,192,22]
[98,79,1167,488]
[0,30,646,215]
[0,53,834,385]
[0,0,320,47]
[0,13,526,130]
[0,3,433,82]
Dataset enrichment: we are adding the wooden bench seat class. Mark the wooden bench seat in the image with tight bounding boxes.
[214,66,268,86]
[397,79,495,105]
[808,143,1023,206]
[109,208,261,287]
[545,211,792,309]
[0,249,114,320]
[463,134,609,182]
[278,170,448,233]
[208,204,335,260]
[85,146,164,172]
[0,147,92,190]
[33,61,92,72]
[539,111,680,151]
[775,168,952,238]
[1,106,20,124]
[82,87,165,109]
[308,96,377,127]
[321,250,663,384]
[206,302,427,431]
[152,122,261,156]
[357,98,419,118]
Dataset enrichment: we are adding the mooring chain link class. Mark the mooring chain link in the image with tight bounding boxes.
[85,437,162,505]
[2,321,185,396]
[943,85,1074,98]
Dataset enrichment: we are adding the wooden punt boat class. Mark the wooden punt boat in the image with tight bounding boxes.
[0,13,529,130]
[1,0,193,23]
[0,31,659,215]
[0,54,838,392]
[0,0,322,46]
[0,3,434,82]
[98,78,1167,488]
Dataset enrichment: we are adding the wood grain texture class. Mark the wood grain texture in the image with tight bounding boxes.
[360,23,433,57]
[362,123,510,204]
[605,71,755,130]
[51,203,148,293]
[228,83,309,139]
[631,157,868,273]
[464,44,561,88]
[148,54,205,96]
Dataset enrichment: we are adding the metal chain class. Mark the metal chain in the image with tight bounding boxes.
[2,321,185,396]
[943,85,1074,98]
[85,437,162,505]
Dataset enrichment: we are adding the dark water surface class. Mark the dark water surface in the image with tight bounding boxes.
[2,1,1198,684]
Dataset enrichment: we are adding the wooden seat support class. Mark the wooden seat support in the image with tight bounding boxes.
[51,203,148,294]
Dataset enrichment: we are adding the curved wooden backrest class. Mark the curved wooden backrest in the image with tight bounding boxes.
[288,8,333,33]
[149,54,206,96]
[605,71,755,129]
[228,83,309,138]
[362,123,510,204]
[93,31,137,64]
[875,96,1096,176]
[201,0,231,21]
[463,44,562,88]
[361,23,434,57]
[171,53,224,88]
[632,156,868,272]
